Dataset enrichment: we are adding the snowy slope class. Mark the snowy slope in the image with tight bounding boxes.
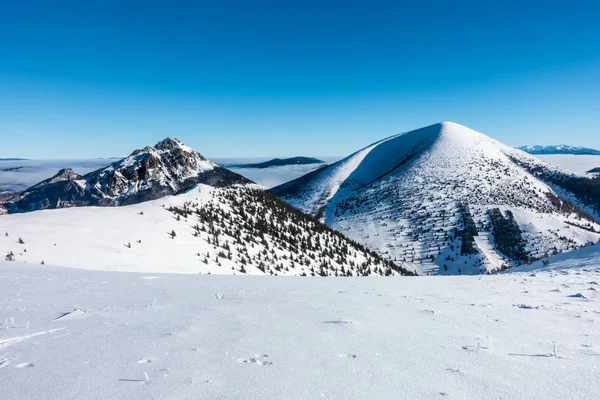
[0,184,407,276]
[2,138,251,213]
[272,122,600,275]
[1,261,599,400]
[505,242,600,273]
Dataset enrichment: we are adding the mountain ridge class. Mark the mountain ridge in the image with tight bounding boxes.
[516,144,600,155]
[0,184,411,276]
[227,156,325,169]
[1,137,252,213]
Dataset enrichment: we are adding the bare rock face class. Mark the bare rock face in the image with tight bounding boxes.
[2,138,252,213]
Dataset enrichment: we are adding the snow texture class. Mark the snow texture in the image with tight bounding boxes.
[0,259,599,400]
[272,122,600,275]
[0,184,401,276]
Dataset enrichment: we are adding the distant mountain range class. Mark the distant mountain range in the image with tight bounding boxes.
[228,156,325,169]
[272,122,600,275]
[515,144,600,155]
[0,158,28,161]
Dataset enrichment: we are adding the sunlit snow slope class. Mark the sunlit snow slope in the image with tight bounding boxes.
[272,122,600,275]
[0,184,406,276]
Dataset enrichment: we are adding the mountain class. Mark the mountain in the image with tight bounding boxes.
[0,184,410,276]
[588,167,600,173]
[228,156,325,169]
[1,138,251,213]
[271,122,600,275]
[0,158,28,161]
[516,144,600,155]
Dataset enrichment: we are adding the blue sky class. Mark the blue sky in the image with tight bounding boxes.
[1,0,599,158]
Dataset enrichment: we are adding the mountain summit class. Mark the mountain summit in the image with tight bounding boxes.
[2,138,252,213]
[271,122,600,275]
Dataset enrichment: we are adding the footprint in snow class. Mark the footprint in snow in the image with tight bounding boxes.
[514,304,540,310]
[53,308,90,322]
[137,358,152,364]
[16,362,35,368]
[237,354,272,366]
[339,353,357,359]
[0,358,13,368]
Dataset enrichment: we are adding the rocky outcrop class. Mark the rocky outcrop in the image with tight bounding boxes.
[2,138,252,213]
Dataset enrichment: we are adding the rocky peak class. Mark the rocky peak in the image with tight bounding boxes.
[154,137,184,151]
[2,138,252,213]
[54,168,79,180]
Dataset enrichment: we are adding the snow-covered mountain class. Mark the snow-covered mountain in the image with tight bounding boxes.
[1,184,409,276]
[271,122,600,275]
[516,144,600,155]
[1,138,251,213]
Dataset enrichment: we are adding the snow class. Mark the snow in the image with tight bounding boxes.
[0,184,393,276]
[1,260,599,399]
[507,241,600,273]
[274,122,600,275]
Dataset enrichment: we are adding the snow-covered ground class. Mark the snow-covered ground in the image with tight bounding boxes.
[536,154,600,176]
[508,242,600,273]
[0,259,599,400]
[0,184,398,276]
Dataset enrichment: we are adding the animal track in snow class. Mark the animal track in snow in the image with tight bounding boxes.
[0,357,13,368]
[237,354,272,366]
[53,308,90,321]
[0,328,65,351]
[513,304,544,310]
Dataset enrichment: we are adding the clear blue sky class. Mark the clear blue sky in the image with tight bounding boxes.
[1,0,599,158]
